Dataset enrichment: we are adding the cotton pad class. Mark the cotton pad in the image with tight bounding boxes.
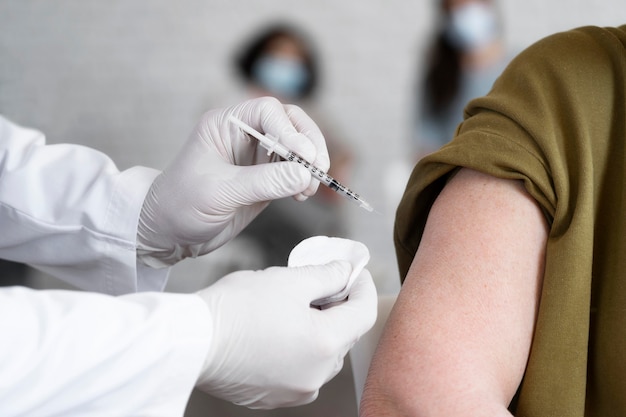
[288,236,370,307]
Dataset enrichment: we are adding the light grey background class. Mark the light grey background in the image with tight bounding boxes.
[1,1,625,416]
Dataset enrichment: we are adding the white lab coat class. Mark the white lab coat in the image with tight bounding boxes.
[0,116,212,416]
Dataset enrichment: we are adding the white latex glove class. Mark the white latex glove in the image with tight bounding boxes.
[195,261,377,409]
[137,97,330,268]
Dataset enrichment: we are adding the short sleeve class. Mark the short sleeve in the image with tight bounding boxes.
[394,25,626,279]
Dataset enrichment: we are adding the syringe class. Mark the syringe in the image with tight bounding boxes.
[229,115,374,212]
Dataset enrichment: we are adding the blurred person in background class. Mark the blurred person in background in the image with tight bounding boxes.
[231,22,355,267]
[413,0,510,159]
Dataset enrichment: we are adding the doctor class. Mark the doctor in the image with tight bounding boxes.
[0,97,377,416]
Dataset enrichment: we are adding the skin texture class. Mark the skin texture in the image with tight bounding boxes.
[360,168,549,416]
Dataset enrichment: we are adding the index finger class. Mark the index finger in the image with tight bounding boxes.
[248,98,324,167]
[284,104,330,172]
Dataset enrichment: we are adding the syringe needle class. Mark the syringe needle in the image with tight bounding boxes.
[229,115,375,212]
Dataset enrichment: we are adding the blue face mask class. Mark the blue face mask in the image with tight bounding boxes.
[251,55,310,99]
[445,3,499,50]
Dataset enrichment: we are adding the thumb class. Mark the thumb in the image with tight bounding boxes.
[237,162,311,203]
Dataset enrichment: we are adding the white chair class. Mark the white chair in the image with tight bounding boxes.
[349,293,398,410]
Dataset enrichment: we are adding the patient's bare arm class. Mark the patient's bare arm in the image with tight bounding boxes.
[360,168,548,416]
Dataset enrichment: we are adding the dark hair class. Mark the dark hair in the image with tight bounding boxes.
[235,23,319,99]
[422,0,463,115]
[423,0,499,115]
[422,32,462,115]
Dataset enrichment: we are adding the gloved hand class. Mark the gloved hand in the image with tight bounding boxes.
[137,97,330,268]
[195,262,378,409]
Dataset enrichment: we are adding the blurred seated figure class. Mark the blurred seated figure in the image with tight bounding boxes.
[232,22,354,267]
[413,0,509,159]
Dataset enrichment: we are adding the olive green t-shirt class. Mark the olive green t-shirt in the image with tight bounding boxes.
[394,25,626,417]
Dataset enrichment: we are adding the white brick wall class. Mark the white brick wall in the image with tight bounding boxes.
[1,0,625,292]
